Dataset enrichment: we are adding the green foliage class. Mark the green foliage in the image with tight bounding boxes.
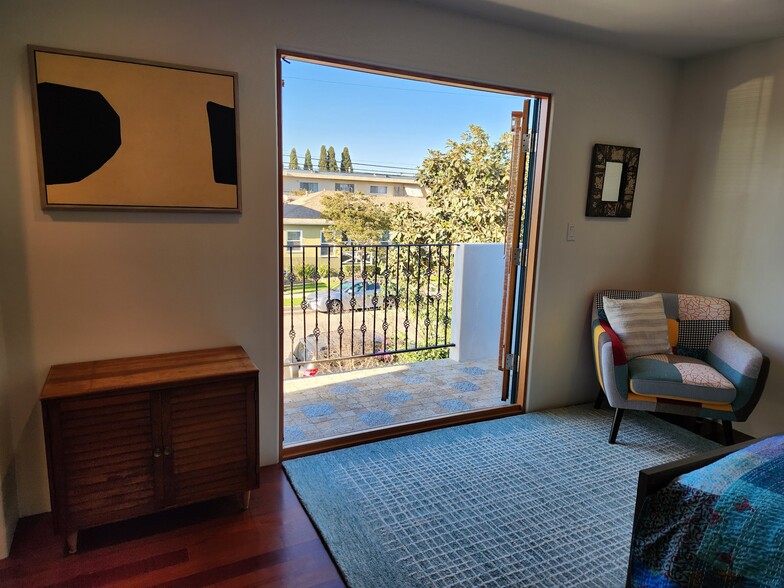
[293,263,317,282]
[327,146,338,171]
[340,147,353,173]
[318,145,328,171]
[304,149,313,170]
[390,125,512,244]
[288,148,299,170]
[321,192,392,244]
[399,347,450,362]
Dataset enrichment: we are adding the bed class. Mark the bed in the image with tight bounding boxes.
[627,434,784,586]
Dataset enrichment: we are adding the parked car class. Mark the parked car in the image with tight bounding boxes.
[306,279,399,314]
[285,330,387,378]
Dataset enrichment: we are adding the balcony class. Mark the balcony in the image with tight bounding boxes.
[283,243,507,446]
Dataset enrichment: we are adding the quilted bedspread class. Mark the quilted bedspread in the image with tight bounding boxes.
[630,435,784,587]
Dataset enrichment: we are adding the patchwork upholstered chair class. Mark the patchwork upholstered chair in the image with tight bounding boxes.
[592,290,769,445]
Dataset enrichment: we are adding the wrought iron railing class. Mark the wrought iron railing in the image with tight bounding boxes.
[283,244,456,373]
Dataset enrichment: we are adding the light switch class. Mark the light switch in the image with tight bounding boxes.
[566,223,576,242]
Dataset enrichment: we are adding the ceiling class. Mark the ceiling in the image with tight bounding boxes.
[407,0,784,58]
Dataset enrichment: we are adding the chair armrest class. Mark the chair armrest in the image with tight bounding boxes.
[592,320,629,403]
[707,331,769,419]
[596,320,627,365]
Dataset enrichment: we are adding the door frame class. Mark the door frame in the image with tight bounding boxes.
[276,49,551,460]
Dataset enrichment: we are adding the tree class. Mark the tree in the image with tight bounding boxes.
[340,147,353,173]
[321,192,392,244]
[288,148,299,170]
[303,148,313,170]
[318,145,328,171]
[390,125,512,244]
[327,146,338,171]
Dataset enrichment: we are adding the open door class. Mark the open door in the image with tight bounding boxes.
[498,100,540,403]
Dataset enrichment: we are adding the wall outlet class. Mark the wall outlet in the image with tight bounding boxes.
[566,223,576,241]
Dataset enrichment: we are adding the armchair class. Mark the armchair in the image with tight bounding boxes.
[591,290,769,444]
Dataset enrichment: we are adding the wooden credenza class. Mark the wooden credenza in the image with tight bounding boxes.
[40,346,259,554]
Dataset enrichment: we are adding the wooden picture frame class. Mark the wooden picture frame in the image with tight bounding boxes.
[585,143,640,218]
[29,46,241,212]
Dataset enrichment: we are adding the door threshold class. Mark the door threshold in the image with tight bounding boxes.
[281,404,522,460]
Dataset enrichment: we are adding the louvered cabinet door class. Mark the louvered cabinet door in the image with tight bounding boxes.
[163,378,258,506]
[46,392,161,533]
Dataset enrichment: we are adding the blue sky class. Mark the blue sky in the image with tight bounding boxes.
[281,59,526,174]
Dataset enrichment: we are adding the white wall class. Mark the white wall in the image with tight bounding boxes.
[450,244,504,362]
[0,0,679,546]
[665,37,784,438]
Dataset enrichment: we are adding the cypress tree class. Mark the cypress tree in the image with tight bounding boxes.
[289,148,299,170]
[340,147,353,173]
[304,149,313,170]
[327,146,338,171]
[318,145,328,171]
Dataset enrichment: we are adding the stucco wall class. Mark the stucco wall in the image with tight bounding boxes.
[663,37,784,438]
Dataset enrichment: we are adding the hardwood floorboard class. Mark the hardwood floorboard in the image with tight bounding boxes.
[0,465,345,588]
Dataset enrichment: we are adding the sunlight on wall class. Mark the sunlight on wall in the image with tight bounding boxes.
[701,76,773,290]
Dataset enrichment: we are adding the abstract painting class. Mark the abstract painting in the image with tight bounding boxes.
[30,46,240,212]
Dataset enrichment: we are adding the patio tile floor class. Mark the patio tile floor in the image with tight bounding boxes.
[283,357,503,445]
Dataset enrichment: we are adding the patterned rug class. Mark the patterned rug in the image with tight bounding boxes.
[283,405,719,587]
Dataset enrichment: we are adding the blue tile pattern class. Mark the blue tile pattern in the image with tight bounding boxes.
[283,426,307,443]
[383,391,413,404]
[451,381,480,393]
[359,411,396,427]
[437,398,471,412]
[301,403,336,418]
[331,383,360,395]
[283,358,504,447]
[399,375,426,384]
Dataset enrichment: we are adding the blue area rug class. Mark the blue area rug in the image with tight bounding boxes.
[284,405,719,587]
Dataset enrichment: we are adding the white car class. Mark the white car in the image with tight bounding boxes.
[306,280,399,314]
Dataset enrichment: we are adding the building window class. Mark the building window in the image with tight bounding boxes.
[286,230,303,252]
[380,230,391,244]
[319,231,339,257]
[299,182,318,192]
[393,185,405,197]
[335,183,354,192]
[369,185,388,195]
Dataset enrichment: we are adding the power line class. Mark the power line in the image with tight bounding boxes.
[282,158,418,172]
[283,75,492,97]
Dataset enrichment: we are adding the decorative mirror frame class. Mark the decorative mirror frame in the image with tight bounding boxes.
[585,144,640,218]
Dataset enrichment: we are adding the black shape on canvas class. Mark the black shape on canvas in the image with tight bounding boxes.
[36,82,121,185]
[206,101,237,185]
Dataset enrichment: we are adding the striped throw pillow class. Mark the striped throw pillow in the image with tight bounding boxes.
[602,294,671,359]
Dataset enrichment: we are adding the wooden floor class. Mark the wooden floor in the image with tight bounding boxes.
[0,465,344,588]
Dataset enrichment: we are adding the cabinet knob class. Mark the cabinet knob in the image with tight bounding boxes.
[163,446,172,456]
[153,448,162,458]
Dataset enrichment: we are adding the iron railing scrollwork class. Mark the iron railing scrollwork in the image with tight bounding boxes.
[283,243,456,372]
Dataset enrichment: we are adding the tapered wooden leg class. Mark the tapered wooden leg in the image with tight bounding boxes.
[609,408,624,444]
[238,490,251,510]
[594,389,605,409]
[722,420,735,446]
[65,531,78,555]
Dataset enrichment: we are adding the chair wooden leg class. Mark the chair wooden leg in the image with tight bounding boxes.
[594,389,605,409]
[722,420,735,446]
[609,408,624,444]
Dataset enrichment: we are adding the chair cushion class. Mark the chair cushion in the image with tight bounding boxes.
[602,294,671,359]
[628,354,736,403]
